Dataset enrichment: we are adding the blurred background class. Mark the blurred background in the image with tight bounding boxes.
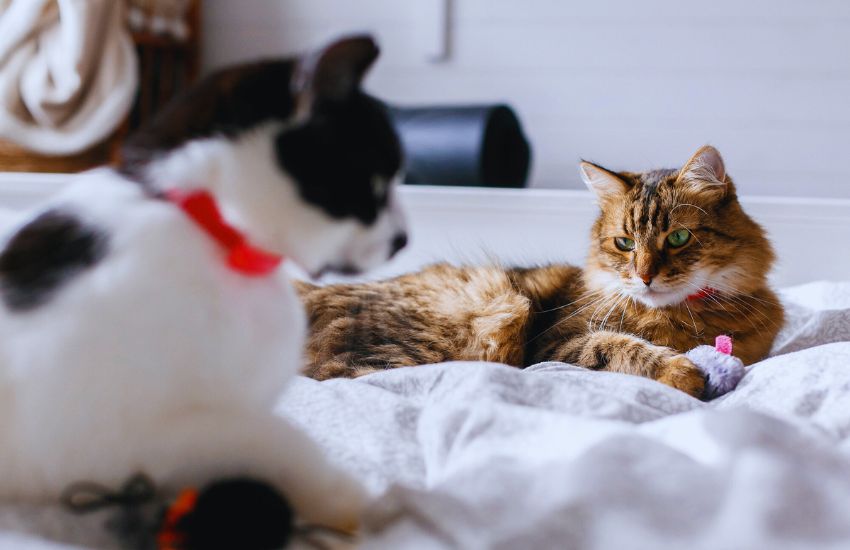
[203,0,850,198]
[1,0,848,198]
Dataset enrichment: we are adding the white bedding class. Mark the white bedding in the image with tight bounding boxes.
[3,281,850,549]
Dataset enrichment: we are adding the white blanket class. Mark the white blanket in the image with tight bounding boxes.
[279,280,850,550]
[3,281,850,549]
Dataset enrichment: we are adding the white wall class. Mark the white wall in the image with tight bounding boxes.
[1,173,848,286]
[203,0,850,198]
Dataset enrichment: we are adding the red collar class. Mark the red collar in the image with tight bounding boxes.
[165,189,283,276]
[687,287,718,302]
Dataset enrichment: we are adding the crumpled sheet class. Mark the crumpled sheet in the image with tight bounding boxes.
[0,0,137,155]
[277,280,850,550]
[2,281,850,549]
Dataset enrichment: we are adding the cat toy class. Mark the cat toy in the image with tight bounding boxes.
[686,335,745,400]
[62,474,352,550]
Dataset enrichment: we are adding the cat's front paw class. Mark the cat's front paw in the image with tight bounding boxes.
[654,354,705,397]
[685,345,745,400]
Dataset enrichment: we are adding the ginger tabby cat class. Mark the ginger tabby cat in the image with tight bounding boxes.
[297,146,784,397]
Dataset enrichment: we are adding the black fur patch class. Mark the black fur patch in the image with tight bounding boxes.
[0,210,107,311]
[120,59,402,226]
[275,93,402,225]
[178,478,294,550]
[120,60,299,179]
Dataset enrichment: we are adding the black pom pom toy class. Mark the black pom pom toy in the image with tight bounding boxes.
[160,478,294,550]
[62,474,352,549]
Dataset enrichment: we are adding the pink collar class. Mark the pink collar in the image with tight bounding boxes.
[165,189,283,277]
[686,287,718,302]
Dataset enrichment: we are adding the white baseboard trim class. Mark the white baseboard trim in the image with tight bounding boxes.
[0,173,846,287]
[0,172,69,209]
[392,185,850,288]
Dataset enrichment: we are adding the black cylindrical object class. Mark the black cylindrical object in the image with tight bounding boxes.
[388,104,532,188]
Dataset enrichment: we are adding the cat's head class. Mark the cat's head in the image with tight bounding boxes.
[581,146,774,308]
[121,35,406,277]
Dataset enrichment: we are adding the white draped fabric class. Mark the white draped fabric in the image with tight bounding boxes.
[0,0,137,155]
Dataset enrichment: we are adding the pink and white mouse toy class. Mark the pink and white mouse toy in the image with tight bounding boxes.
[686,335,746,400]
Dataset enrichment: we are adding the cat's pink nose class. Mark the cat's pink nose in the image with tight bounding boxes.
[640,274,653,286]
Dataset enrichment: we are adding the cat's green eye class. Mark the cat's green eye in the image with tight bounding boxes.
[614,237,636,251]
[667,229,691,248]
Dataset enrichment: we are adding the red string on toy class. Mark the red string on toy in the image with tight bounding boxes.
[165,189,283,276]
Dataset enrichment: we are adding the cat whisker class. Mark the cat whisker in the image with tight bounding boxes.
[694,280,781,324]
[704,279,781,308]
[695,289,734,317]
[684,281,772,335]
[715,295,776,332]
[527,292,615,344]
[670,202,709,217]
[598,291,627,331]
[535,289,604,314]
[618,296,629,333]
[587,292,619,331]
[700,274,780,303]
[683,299,702,337]
[714,298,769,335]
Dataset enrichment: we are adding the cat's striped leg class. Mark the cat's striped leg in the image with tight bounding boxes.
[305,351,423,380]
[549,330,705,397]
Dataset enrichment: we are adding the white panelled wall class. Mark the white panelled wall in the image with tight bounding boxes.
[203,0,850,198]
[0,173,848,286]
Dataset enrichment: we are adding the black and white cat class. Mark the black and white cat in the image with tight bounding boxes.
[0,35,404,530]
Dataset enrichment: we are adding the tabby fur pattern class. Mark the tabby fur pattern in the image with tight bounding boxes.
[298,146,784,397]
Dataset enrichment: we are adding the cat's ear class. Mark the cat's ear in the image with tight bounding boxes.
[677,145,728,199]
[293,34,379,108]
[580,161,630,201]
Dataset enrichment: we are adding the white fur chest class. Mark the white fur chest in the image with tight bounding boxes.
[0,169,305,497]
[0,34,403,529]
